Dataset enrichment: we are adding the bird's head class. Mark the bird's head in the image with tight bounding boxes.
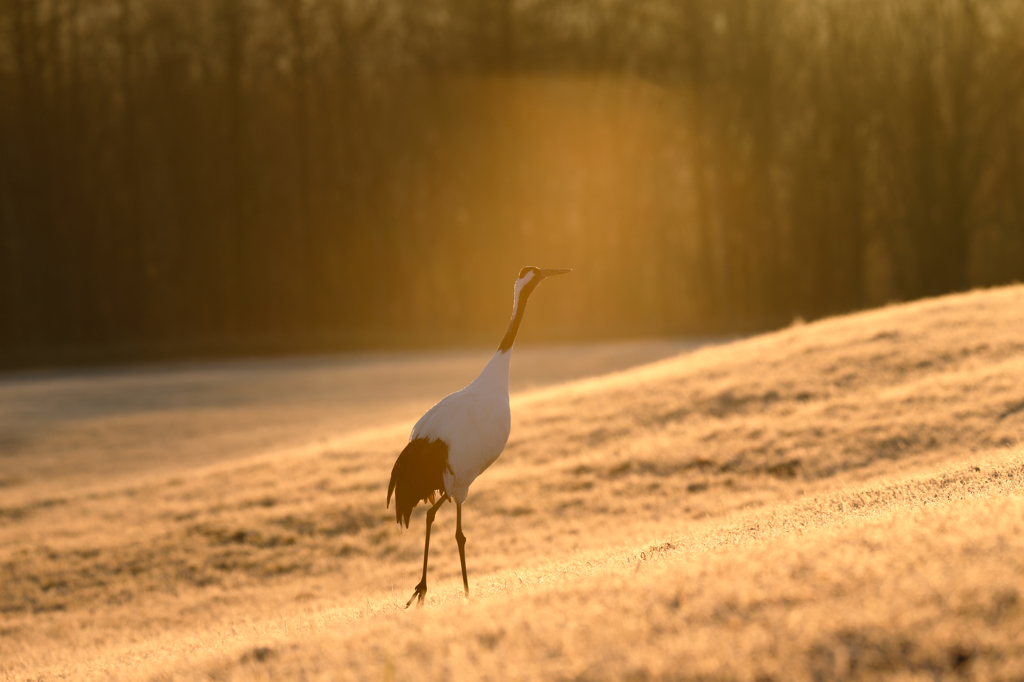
[518,266,573,281]
[500,266,571,352]
[514,266,571,307]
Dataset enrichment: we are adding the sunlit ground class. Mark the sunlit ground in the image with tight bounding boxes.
[2,287,1024,680]
[0,337,709,489]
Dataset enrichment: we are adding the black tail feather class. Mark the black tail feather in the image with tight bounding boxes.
[387,437,452,527]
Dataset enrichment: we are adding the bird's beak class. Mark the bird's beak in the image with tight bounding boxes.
[539,268,572,278]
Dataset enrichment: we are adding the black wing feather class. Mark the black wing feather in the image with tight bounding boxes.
[387,437,452,527]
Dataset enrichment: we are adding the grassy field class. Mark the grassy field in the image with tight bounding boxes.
[2,287,1023,681]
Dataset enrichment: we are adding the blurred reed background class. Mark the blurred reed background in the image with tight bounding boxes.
[2,0,1024,368]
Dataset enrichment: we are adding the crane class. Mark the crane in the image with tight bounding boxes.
[387,266,572,607]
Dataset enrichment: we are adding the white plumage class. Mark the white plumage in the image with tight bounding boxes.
[412,352,512,504]
[387,266,571,607]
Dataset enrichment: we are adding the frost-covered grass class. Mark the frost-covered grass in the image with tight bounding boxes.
[2,286,1023,681]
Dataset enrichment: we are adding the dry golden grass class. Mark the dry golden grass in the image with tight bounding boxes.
[2,286,1023,681]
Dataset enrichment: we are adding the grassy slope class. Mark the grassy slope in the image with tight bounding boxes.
[2,285,1023,681]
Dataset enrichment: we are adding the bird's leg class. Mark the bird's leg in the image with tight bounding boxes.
[406,493,448,608]
[456,501,469,597]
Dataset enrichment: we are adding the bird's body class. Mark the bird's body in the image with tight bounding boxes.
[387,266,571,606]
[412,351,512,503]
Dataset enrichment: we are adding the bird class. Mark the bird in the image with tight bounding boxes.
[387,265,572,607]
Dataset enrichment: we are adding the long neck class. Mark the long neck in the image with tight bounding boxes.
[498,280,538,353]
[469,278,534,394]
[498,304,526,353]
[468,348,512,394]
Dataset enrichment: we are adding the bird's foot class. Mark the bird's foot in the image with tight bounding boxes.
[405,580,427,608]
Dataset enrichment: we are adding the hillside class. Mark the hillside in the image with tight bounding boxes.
[2,286,1023,681]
